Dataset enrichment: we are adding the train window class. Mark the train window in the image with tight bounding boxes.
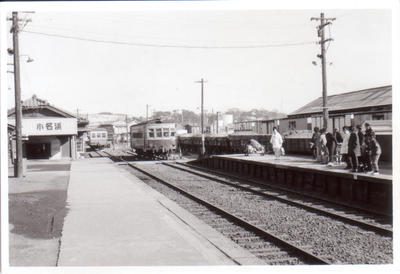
[102,133,106,138]
[132,132,143,138]
[170,130,175,137]
[156,128,162,137]
[163,128,169,137]
[97,133,102,138]
[92,133,96,138]
[148,129,154,138]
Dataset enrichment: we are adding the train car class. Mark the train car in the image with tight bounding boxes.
[98,124,115,144]
[88,128,109,149]
[130,119,177,157]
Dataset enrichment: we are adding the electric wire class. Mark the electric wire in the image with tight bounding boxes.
[21,30,318,49]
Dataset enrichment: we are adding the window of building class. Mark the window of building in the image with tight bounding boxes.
[163,128,169,137]
[156,128,162,137]
[148,129,154,138]
[372,114,385,120]
[289,121,296,130]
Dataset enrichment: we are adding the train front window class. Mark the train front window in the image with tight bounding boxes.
[102,133,106,138]
[163,128,169,137]
[148,129,154,138]
[170,130,175,137]
[97,133,102,138]
[92,133,96,138]
[156,128,162,137]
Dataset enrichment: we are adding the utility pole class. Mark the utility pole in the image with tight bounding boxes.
[11,12,23,178]
[216,112,219,134]
[125,114,129,148]
[144,104,149,151]
[311,13,335,129]
[195,78,207,156]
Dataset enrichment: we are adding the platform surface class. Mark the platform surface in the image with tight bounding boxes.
[214,154,392,180]
[58,158,261,266]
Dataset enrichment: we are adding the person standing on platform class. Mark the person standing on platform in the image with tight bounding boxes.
[270,127,283,160]
[366,135,382,175]
[364,122,376,172]
[319,128,328,164]
[326,129,337,165]
[348,126,361,172]
[310,127,319,159]
[311,127,321,161]
[340,126,351,169]
[356,125,366,171]
[333,128,343,164]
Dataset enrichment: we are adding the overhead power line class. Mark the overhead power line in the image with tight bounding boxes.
[21,30,317,49]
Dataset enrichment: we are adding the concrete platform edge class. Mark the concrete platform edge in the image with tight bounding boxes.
[118,162,265,265]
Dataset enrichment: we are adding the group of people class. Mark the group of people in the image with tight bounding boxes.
[311,123,382,174]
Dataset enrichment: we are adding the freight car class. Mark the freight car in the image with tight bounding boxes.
[88,128,109,149]
[178,133,274,155]
[130,119,177,159]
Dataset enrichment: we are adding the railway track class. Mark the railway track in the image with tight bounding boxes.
[100,151,393,264]
[127,162,330,265]
[162,162,393,237]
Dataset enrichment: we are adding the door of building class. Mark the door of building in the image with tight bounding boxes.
[26,143,51,159]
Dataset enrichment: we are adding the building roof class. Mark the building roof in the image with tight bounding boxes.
[130,118,162,127]
[289,85,392,117]
[8,95,76,118]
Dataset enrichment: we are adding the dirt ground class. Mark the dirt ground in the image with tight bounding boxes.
[8,160,71,266]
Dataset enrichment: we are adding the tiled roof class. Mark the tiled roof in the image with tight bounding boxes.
[289,85,392,116]
[8,95,76,118]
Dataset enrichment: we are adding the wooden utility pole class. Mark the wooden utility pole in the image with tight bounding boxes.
[195,78,207,156]
[311,13,335,129]
[143,104,149,151]
[125,114,129,148]
[11,11,23,177]
[216,112,219,134]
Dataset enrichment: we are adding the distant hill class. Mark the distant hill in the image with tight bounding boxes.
[87,108,286,128]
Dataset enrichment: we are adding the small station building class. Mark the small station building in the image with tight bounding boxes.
[8,95,78,160]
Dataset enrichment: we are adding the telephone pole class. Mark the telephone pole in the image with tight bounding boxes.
[144,104,149,151]
[195,78,207,156]
[11,12,23,178]
[311,13,335,129]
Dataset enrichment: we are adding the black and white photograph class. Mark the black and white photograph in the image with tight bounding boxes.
[1,0,399,273]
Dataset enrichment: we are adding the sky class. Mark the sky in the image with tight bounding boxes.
[4,5,392,117]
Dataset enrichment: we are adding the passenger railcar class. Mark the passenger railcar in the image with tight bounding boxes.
[130,119,177,157]
[88,128,109,149]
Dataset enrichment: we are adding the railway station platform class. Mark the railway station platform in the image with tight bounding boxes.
[192,154,392,215]
[58,157,263,266]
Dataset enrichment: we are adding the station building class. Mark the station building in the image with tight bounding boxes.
[285,85,392,133]
[233,85,392,135]
[8,95,78,160]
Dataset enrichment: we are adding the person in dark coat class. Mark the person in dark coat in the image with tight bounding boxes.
[364,123,376,172]
[356,125,366,171]
[348,126,361,172]
[326,130,336,164]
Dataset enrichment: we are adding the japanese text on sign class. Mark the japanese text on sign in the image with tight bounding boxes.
[37,122,62,131]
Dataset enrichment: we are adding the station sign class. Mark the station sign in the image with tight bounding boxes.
[9,118,77,136]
